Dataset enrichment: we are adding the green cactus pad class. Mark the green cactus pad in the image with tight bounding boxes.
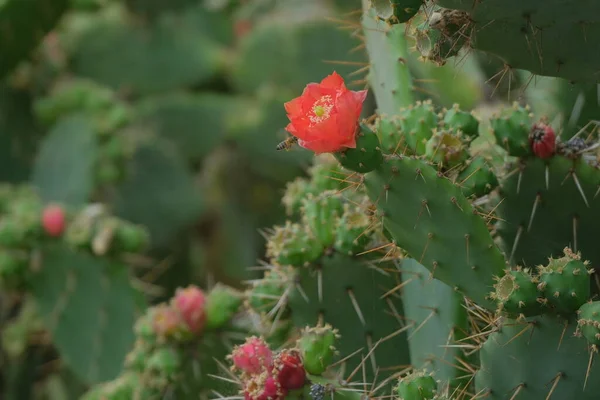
[30,245,138,384]
[577,301,600,345]
[362,8,414,115]
[400,259,470,389]
[396,370,438,400]
[266,221,324,267]
[287,253,410,384]
[457,156,499,199]
[433,1,600,82]
[376,116,403,154]
[538,250,591,315]
[370,0,424,24]
[297,324,338,375]
[496,156,600,270]
[31,115,98,207]
[364,156,506,310]
[133,93,241,163]
[335,125,384,173]
[71,9,225,95]
[489,103,533,158]
[113,141,204,246]
[491,268,543,317]
[0,0,69,79]
[475,315,600,399]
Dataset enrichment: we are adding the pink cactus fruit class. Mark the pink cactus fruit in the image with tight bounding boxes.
[231,336,273,375]
[243,372,287,400]
[42,204,66,237]
[273,349,306,390]
[172,285,207,334]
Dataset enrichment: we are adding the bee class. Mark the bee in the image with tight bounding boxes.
[276,136,298,151]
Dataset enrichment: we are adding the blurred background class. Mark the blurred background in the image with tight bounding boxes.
[0,0,596,398]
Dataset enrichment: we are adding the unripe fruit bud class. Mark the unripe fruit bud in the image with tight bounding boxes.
[205,284,242,330]
[297,325,337,375]
[230,336,273,375]
[172,285,207,334]
[396,371,438,400]
[42,204,66,237]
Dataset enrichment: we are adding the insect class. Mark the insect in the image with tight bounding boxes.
[276,136,299,151]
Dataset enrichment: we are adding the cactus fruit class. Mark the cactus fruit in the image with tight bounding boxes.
[577,301,600,346]
[231,336,274,376]
[205,284,243,330]
[41,204,66,237]
[529,121,556,159]
[297,325,338,376]
[273,349,306,390]
[171,285,207,335]
[491,268,542,317]
[396,370,438,400]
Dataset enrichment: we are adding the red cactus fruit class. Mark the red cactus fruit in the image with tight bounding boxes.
[273,349,306,390]
[529,122,556,159]
[244,372,287,400]
[42,204,66,237]
[231,336,273,375]
[151,304,183,338]
[172,285,207,334]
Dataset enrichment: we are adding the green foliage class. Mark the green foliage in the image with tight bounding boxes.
[30,245,139,384]
[0,0,70,79]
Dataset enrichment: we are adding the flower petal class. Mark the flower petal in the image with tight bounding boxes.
[319,71,346,90]
[284,96,304,116]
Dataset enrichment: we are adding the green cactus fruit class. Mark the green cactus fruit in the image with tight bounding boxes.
[490,103,533,157]
[577,301,600,345]
[297,324,338,375]
[457,156,499,198]
[443,104,479,138]
[371,0,423,24]
[0,249,29,289]
[205,284,242,330]
[334,201,373,255]
[537,248,591,314]
[334,124,384,173]
[282,178,311,216]
[248,267,291,315]
[302,191,344,248]
[376,116,402,154]
[396,370,438,400]
[147,347,182,379]
[266,221,324,267]
[398,100,438,155]
[113,222,150,253]
[491,268,543,317]
[308,155,348,193]
[424,129,468,168]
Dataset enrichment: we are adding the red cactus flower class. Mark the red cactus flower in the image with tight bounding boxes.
[529,122,556,159]
[231,337,273,375]
[42,204,66,237]
[284,72,368,154]
[172,285,207,334]
[273,349,306,390]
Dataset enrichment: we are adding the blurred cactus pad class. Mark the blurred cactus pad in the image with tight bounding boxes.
[2,0,600,399]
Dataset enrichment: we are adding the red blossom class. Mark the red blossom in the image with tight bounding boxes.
[529,122,556,159]
[284,72,368,154]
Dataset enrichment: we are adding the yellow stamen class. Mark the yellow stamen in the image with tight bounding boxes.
[309,95,334,126]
